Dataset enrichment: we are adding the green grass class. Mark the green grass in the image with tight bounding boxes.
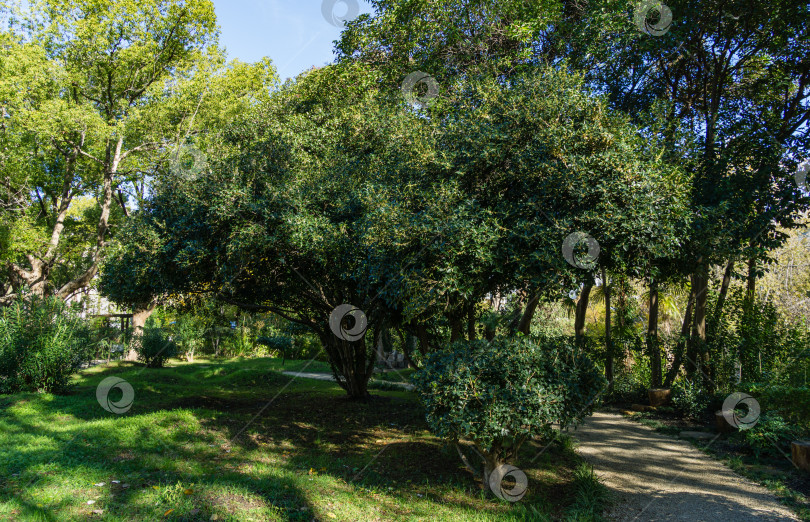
[371,369,417,384]
[723,456,810,521]
[1,357,608,521]
[255,357,332,374]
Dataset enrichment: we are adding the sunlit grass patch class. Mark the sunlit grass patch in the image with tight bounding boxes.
[1,357,607,521]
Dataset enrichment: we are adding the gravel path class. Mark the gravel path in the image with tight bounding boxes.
[280,371,415,390]
[571,412,799,521]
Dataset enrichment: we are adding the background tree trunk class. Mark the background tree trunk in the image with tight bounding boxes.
[714,260,735,320]
[673,285,696,386]
[692,266,709,386]
[574,284,593,343]
[602,268,613,387]
[746,256,757,302]
[467,305,476,340]
[450,317,463,343]
[517,293,540,336]
[648,278,661,387]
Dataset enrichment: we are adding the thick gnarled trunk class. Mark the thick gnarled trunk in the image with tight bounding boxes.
[321,333,374,399]
[125,302,157,361]
[4,135,119,303]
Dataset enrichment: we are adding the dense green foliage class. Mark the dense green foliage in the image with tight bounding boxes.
[414,336,605,462]
[0,0,808,513]
[135,325,178,368]
[671,379,712,420]
[101,60,689,398]
[0,294,91,393]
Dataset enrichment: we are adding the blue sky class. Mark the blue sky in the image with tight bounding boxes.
[212,0,374,81]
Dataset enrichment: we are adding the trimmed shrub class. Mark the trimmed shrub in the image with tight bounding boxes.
[135,327,178,368]
[413,335,605,494]
[0,295,91,393]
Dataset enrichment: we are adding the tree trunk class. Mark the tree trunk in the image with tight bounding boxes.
[792,441,810,472]
[5,144,80,300]
[376,332,386,365]
[481,448,503,496]
[126,302,157,361]
[574,284,592,343]
[415,322,431,355]
[402,332,420,369]
[746,256,757,301]
[692,266,709,386]
[322,333,373,399]
[517,293,540,336]
[450,317,463,343]
[602,267,613,387]
[8,255,48,297]
[714,260,734,320]
[665,286,695,387]
[467,305,476,341]
[648,278,661,388]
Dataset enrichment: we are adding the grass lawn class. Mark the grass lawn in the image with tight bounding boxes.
[0,357,606,521]
[372,369,417,385]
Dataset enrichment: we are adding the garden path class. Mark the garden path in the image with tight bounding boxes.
[280,371,415,390]
[571,412,799,521]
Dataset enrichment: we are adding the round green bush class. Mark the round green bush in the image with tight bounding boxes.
[135,327,178,368]
[413,335,605,491]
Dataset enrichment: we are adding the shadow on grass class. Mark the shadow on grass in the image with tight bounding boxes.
[0,358,587,521]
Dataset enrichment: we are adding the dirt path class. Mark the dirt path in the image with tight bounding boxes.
[571,412,799,521]
[280,371,415,390]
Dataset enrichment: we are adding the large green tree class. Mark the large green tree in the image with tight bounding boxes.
[547,0,810,381]
[338,0,810,386]
[0,0,220,301]
[102,64,428,397]
[103,61,690,397]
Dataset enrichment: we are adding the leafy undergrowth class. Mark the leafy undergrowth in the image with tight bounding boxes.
[619,408,810,521]
[1,357,608,521]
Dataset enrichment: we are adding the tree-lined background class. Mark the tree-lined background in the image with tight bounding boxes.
[1,0,810,517]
